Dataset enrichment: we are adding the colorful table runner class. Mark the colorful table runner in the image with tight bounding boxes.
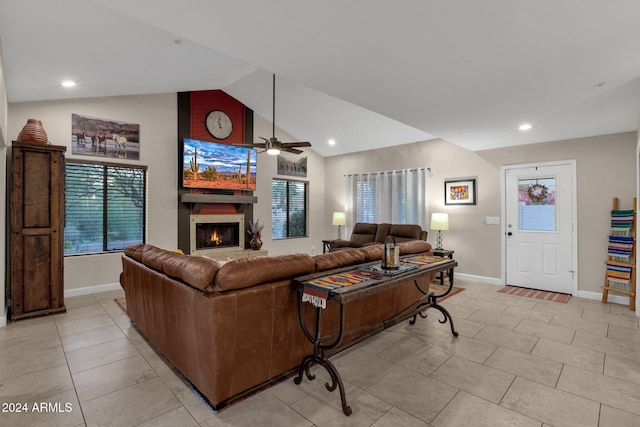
[302,269,382,308]
[301,255,447,309]
[403,255,445,265]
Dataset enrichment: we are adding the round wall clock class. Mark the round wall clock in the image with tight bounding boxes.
[205,110,233,139]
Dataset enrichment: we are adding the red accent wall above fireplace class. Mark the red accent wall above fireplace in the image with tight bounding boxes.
[190,90,245,145]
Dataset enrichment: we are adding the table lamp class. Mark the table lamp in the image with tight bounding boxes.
[430,213,449,250]
[332,212,346,239]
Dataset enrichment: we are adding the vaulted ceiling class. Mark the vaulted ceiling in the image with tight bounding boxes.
[2,0,640,156]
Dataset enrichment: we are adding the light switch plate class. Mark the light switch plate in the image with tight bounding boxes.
[484,216,500,225]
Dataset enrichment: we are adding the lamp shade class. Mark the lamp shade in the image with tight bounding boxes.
[332,212,346,226]
[430,213,449,231]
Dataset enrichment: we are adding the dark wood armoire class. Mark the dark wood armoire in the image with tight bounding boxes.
[10,141,66,320]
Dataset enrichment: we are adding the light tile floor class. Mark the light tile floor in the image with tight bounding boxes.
[1,280,639,426]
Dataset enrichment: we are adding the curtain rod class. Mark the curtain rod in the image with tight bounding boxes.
[344,167,430,177]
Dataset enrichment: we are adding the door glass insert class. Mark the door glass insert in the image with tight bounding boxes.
[518,177,556,231]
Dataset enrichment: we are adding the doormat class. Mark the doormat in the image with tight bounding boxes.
[498,285,571,303]
[114,297,127,313]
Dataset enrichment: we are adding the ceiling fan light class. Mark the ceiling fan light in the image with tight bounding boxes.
[267,147,280,155]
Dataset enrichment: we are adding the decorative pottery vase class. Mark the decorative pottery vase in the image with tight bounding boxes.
[249,235,262,250]
[17,119,49,144]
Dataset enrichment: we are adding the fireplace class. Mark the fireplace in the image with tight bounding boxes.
[190,214,244,256]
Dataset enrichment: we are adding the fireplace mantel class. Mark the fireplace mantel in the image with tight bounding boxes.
[180,193,258,213]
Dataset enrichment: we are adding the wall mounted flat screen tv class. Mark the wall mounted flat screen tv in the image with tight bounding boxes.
[183,138,257,191]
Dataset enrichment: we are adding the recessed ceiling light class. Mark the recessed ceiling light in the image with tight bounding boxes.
[518,123,532,131]
[328,139,336,146]
[62,80,76,88]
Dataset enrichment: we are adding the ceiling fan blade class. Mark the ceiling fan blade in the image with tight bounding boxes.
[282,147,304,154]
[282,141,311,148]
[259,136,269,142]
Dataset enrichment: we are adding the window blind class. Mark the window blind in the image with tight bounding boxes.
[272,178,309,239]
[65,161,146,255]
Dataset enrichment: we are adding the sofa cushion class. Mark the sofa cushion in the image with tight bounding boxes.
[141,246,179,272]
[389,224,424,242]
[314,248,366,272]
[124,243,156,262]
[358,244,384,262]
[163,254,220,292]
[398,240,432,255]
[373,223,392,243]
[349,223,378,247]
[214,253,315,292]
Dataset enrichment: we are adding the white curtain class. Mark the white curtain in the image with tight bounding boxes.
[344,168,429,236]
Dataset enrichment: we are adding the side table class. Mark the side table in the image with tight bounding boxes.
[293,257,458,416]
[432,249,454,285]
[322,239,332,253]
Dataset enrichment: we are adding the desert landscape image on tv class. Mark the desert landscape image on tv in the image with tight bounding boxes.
[183,138,257,190]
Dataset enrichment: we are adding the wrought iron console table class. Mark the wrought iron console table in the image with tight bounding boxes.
[293,256,458,416]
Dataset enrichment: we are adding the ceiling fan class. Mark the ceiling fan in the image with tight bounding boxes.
[236,74,311,155]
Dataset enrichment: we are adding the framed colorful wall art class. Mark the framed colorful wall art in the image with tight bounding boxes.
[445,178,476,205]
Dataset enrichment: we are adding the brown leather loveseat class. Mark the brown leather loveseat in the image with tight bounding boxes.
[330,222,428,251]
[119,239,433,409]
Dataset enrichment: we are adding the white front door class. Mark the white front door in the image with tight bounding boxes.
[504,162,576,294]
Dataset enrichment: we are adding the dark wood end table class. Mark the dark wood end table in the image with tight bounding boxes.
[432,249,454,285]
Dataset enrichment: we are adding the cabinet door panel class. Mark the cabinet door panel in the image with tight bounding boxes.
[22,234,51,312]
[23,150,52,228]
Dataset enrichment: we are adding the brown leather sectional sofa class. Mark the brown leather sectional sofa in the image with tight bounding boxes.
[329,222,428,251]
[119,239,433,409]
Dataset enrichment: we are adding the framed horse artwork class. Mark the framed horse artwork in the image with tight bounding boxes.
[71,113,140,160]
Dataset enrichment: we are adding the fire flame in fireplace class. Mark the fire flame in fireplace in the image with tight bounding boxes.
[210,230,222,245]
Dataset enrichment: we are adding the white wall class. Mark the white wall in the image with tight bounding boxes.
[252,113,326,256]
[480,132,636,297]
[325,132,637,298]
[325,139,501,279]
[8,94,178,292]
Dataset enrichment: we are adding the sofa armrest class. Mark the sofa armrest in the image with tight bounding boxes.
[329,239,352,250]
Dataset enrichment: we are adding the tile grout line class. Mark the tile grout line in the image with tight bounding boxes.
[55,319,88,426]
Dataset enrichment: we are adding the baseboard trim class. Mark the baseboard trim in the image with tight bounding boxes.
[1,284,121,328]
[455,273,502,286]
[577,290,631,305]
[64,282,121,298]
[454,276,635,311]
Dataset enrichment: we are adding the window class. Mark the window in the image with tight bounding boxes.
[65,160,147,255]
[345,167,429,229]
[272,178,309,239]
[518,177,556,231]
